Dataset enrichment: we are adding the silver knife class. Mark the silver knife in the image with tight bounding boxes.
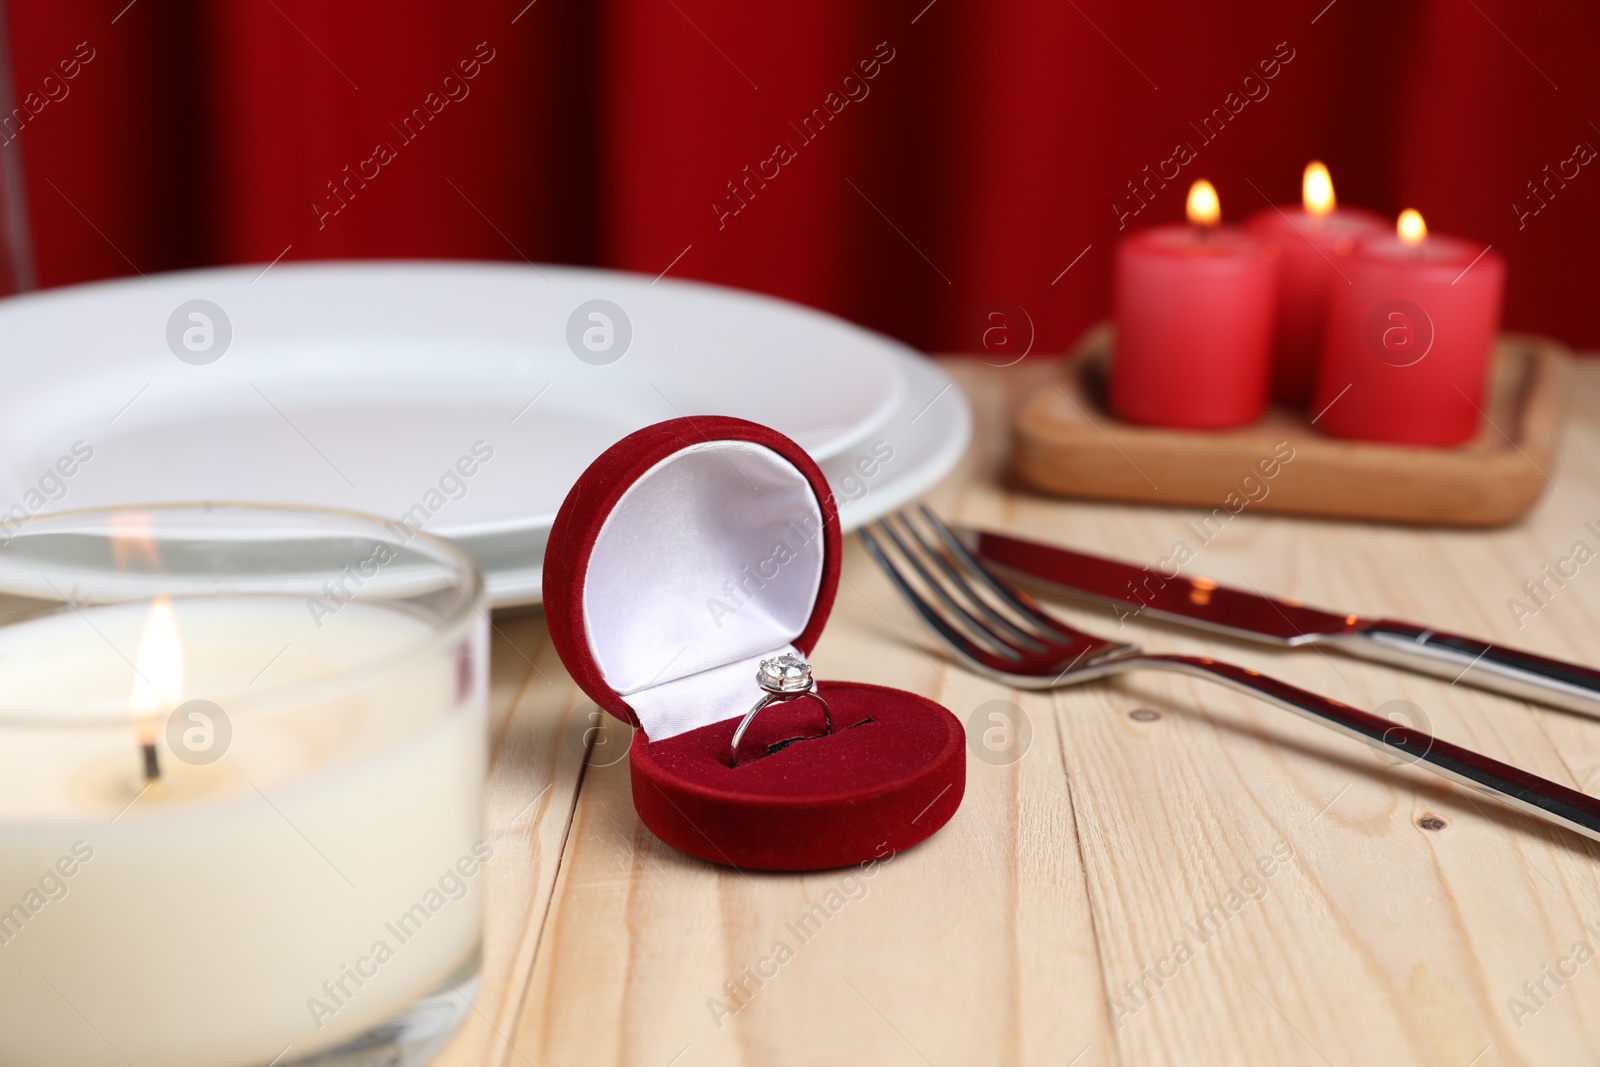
[966,527,1600,719]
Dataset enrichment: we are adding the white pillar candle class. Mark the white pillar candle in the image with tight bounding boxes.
[0,595,487,1067]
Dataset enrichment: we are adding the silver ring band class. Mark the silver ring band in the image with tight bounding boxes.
[729,689,834,766]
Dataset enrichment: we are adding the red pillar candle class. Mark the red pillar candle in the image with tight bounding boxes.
[1313,210,1506,446]
[1246,162,1386,404]
[1111,180,1278,429]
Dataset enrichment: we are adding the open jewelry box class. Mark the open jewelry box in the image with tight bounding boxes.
[543,416,965,870]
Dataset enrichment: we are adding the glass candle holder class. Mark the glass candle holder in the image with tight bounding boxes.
[0,504,489,1067]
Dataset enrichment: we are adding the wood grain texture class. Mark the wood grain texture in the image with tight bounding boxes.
[1014,325,1570,527]
[438,356,1600,1067]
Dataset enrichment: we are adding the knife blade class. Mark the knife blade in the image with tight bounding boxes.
[966,526,1600,719]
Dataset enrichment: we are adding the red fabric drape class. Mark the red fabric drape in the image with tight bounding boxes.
[6,0,1599,353]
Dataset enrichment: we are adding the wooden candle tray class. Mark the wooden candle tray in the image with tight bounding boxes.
[1013,324,1571,527]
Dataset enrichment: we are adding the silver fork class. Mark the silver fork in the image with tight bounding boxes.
[861,505,1600,846]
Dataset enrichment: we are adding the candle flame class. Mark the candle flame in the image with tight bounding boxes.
[131,596,183,744]
[1303,162,1335,217]
[1397,209,1427,245]
[1186,180,1221,227]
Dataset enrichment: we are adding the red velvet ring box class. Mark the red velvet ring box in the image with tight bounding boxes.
[543,415,965,870]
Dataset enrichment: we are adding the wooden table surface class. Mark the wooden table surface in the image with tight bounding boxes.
[437,357,1600,1067]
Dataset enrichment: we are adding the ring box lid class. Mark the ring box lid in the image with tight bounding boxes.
[543,416,841,740]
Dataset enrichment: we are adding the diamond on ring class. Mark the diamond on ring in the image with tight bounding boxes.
[756,654,812,694]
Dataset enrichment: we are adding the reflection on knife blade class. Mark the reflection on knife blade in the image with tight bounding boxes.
[968,528,1361,643]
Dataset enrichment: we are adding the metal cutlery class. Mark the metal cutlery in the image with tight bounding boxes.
[964,527,1600,720]
[861,505,1600,846]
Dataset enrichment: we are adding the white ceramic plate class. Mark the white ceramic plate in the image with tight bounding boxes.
[471,349,970,606]
[0,262,908,537]
[832,348,971,530]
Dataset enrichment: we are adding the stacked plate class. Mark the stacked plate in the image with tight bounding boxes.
[0,263,969,605]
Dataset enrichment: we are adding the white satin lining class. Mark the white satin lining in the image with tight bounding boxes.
[583,440,825,739]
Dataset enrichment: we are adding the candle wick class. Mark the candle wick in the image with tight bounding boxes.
[142,742,161,782]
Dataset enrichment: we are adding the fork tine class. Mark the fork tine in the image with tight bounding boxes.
[870,519,1027,662]
[917,504,1096,643]
[858,526,1011,666]
[891,511,1057,653]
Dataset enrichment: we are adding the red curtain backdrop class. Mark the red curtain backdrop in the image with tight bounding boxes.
[5,0,1599,353]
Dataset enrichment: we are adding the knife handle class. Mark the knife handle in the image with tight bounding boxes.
[1334,620,1600,719]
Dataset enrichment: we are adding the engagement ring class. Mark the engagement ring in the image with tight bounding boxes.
[729,653,834,765]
